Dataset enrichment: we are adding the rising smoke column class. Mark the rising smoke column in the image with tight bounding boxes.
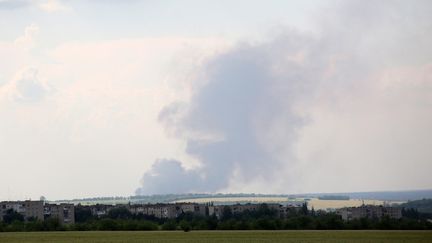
[136,32,333,194]
[136,0,432,195]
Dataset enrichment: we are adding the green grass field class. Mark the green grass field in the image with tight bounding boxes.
[0,231,431,243]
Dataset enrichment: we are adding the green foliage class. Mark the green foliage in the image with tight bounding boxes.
[161,220,177,230]
[1,202,432,232]
[316,213,344,229]
[24,220,44,231]
[253,218,277,230]
[221,206,233,220]
[95,219,158,231]
[2,209,24,224]
[301,202,309,215]
[136,220,158,231]
[107,206,132,219]
[400,199,432,214]
[179,220,191,232]
[74,206,94,223]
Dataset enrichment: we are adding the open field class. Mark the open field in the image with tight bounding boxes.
[1,231,431,243]
[306,198,402,210]
[175,197,289,204]
[56,197,403,210]
[174,197,403,210]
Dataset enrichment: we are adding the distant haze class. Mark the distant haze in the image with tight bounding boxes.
[0,0,431,200]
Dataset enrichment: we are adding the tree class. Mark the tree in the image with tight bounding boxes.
[206,214,218,230]
[221,206,233,220]
[311,207,316,216]
[75,206,93,223]
[2,209,24,224]
[98,218,119,231]
[107,207,132,219]
[179,220,191,232]
[161,220,177,230]
[254,218,276,230]
[44,218,63,231]
[301,202,309,215]
[256,204,277,218]
[402,208,420,219]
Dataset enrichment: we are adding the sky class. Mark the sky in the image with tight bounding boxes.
[0,0,431,200]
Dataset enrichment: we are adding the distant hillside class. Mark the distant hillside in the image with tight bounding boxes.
[52,189,432,205]
[290,189,432,201]
[399,199,432,213]
[53,193,289,205]
[318,195,350,200]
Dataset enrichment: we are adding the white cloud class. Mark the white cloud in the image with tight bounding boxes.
[294,63,432,193]
[0,0,28,9]
[13,67,51,102]
[1,24,41,101]
[0,36,229,200]
[0,66,50,102]
[14,23,39,50]
[35,0,68,13]
[0,0,69,12]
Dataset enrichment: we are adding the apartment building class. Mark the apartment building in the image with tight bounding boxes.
[0,200,75,225]
[88,204,115,218]
[208,203,291,219]
[44,203,75,225]
[0,200,44,221]
[336,205,402,221]
[104,203,207,219]
[175,203,207,217]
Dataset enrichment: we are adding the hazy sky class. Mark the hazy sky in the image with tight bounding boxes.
[1,0,431,200]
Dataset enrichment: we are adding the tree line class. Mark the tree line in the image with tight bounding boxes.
[1,203,431,232]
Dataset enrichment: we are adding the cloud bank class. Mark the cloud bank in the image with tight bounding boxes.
[0,24,227,199]
[0,0,68,12]
[137,0,432,195]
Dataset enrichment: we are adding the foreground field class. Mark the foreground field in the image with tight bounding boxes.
[1,231,431,243]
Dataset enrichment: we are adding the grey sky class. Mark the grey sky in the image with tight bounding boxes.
[1,0,431,200]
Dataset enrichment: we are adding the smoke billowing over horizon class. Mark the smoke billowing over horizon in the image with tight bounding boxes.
[136,0,432,195]
[1,0,431,200]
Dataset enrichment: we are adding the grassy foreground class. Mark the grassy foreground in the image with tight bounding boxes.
[0,231,431,243]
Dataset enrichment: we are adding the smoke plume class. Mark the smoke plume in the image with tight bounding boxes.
[137,0,432,194]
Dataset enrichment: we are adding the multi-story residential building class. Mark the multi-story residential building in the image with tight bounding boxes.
[175,203,207,217]
[208,203,290,219]
[336,205,402,221]
[1,200,74,225]
[44,203,75,225]
[122,203,207,219]
[142,204,178,219]
[0,200,44,221]
[88,204,115,218]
